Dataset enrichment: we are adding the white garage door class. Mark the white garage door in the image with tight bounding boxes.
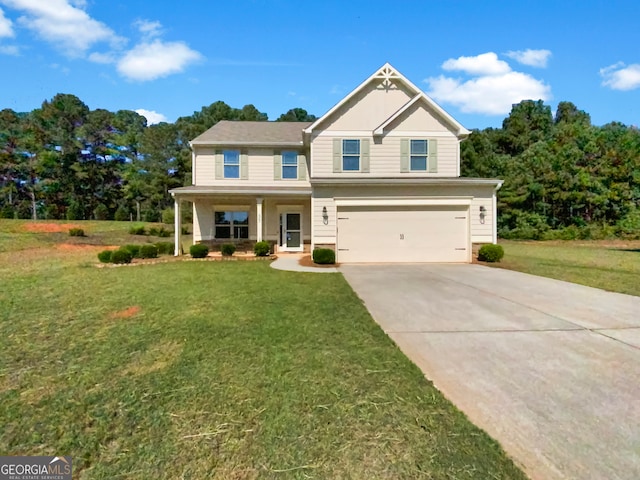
[336,205,469,263]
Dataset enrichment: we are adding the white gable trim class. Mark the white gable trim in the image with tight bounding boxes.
[373,94,422,135]
[304,62,471,138]
[372,93,471,138]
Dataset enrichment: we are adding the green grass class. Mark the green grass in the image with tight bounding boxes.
[496,239,640,296]
[0,220,525,479]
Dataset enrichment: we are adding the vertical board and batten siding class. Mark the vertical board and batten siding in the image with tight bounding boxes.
[312,185,495,246]
[311,135,459,177]
[193,147,310,187]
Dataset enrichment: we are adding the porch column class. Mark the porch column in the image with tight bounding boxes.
[174,197,181,256]
[256,197,263,242]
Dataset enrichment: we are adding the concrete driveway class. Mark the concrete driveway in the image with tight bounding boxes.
[340,264,640,480]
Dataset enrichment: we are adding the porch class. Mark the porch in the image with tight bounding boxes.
[170,185,312,256]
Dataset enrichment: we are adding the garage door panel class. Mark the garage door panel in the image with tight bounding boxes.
[337,205,469,263]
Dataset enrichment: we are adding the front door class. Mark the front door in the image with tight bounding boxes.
[280,212,302,251]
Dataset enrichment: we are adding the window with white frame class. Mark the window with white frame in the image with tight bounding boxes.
[410,140,428,171]
[342,139,360,171]
[223,150,240,178]
[282,151,298,179]
[214,211,249,239]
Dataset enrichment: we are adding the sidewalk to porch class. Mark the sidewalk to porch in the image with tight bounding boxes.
[270,254,338,273]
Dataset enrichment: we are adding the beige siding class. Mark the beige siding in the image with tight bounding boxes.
[318,81,414,131]
[311,134,459,178]
[385,101,453,133]
[312,184,496,246]
[191,196,311,243]
[193,147,310,187]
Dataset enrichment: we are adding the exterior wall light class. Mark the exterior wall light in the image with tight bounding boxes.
[479,205,486,224]
[322,206,329,225]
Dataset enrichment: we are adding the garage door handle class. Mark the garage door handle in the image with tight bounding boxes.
[455,248,466,250]
[338,248,349,251]
[455,216,466,219]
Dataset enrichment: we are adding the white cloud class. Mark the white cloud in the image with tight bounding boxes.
[505,49,552,68]
[442,52,511,76]
[0,44,19,55]
[600,62,640,91]
[135,19,162,39]
[0,0,123,55]
[117,39,201,81]
[0,7,13,37]
[426,52,552,115]
[135,109,167,125]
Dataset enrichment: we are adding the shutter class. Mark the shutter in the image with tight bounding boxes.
[240,150,249,179]
[298,153,307,180]
[361,138,370,173]
[215,150,223,179]
[400,139,409,173]
[273,151,282,180]
[333,138,342,173]
[428,139,438,173]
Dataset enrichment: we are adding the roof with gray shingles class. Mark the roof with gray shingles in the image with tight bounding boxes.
[190,120,311,146]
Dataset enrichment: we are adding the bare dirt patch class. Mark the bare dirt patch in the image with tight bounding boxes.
[22,223,82,233]
[56,243,115,252]
[110,306,141,319]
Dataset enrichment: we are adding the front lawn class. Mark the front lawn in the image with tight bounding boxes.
[0,220,525,479]
[496,239,640,297]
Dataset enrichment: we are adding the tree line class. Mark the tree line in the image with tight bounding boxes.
[462,100,640,239]
[0,94,315,222]
[0,94,638,239]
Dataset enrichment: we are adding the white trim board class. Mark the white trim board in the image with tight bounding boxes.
[335,196,473,207]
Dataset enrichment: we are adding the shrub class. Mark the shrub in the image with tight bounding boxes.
[155,242,174,255]
[123,244,141,258]
[114,205,129,222]
[139,244,158,259]
[143,210,160,222]
[129,225,146,235]
[190,244,209,258]
[110,248,133,264]
[148,226,170,237]
[93,203,109,220]
[313,248,335,264]
[253,241,271,257]
[0,205,15,219]
[97,250,112,263]
[161,207,174,225]
[221,243,236,256]
[478,244,504,263]
[66,201,83,220]
[68,228,85,237]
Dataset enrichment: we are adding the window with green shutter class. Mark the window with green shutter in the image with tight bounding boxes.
[400,139,438,173]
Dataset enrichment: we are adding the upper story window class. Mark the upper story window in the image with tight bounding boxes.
[223,150,240,178]
[342,139,360,171]
[410,140,428,171]
[400,138,437,173]
[282,151,298,179]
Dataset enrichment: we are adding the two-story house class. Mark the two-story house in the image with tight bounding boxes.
[170,63,502,263]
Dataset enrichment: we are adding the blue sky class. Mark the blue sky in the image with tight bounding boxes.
[0,0,639,129]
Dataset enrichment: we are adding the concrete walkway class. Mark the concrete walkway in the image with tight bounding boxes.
[341,264,640,480]
[270,254,338,273]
